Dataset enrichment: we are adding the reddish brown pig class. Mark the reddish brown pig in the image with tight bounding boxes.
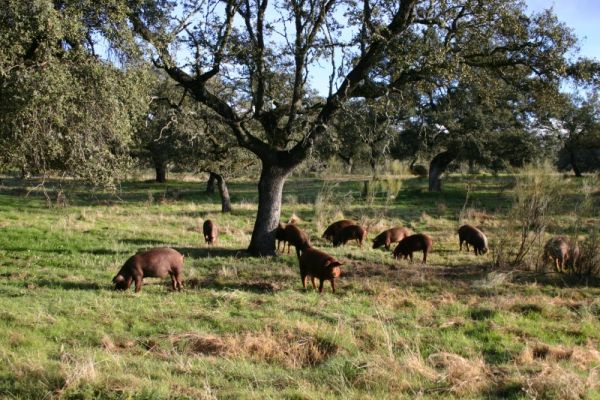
[333,224,367,247]
[297,246,342,293]
[392,234,433,263]
[543,236,580,272]
[322,220,355,243]
[113,247,184,293]
[458,224,488,255]
[372,227,412,250]
[276,223,311,255]
[203,219,218,245]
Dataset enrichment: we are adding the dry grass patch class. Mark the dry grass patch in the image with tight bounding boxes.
[519,341,600,369]
[169,328,339,368]
[524,364,588,400]
[427,352,490,396]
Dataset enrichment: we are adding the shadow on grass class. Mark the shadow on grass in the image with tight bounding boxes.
[33,279,102,291]
[119,238,169,247]
[174,246,252,259]
[2,246,120,256]
[185,277,282,293]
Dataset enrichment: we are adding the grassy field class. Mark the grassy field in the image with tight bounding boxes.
[0,172,599,399]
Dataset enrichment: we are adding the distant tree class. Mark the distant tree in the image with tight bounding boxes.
[0,0,150,188]
[552,93,600,176]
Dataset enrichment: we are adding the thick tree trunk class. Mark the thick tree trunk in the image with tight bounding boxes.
[247,163,290,256]
[569,150,583,178]
[206,172,217,193]
[155,162,167,183]
[428,151,456,192]
[214,173,232,213]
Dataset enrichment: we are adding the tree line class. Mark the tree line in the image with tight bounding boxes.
[1,0,598,255]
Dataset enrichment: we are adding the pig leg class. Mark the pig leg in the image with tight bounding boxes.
[459,239,463,251]
[330,279,336,293]
[134,276,143,293]
[301,273,308,289]
[310,276,317,290]
[422,250,427,264]
[409,253,413,263]
[318,279,324,293]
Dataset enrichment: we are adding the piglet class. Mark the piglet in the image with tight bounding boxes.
[297,246,342,293]
[113,247,184,293]
[203,219,218,245]
[372,227,412,250]
[392,233,433,264]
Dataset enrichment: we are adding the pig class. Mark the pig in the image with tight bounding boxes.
[333,224,367,247]
[458,224,488,255]
[112,247,184,293]
[276,223,311,256]
[322,219,355,243]
[372,227,412,250]
[297,246,342,293]
[543,236,580,272]
[203,219,218,245]
[392,233,433,263]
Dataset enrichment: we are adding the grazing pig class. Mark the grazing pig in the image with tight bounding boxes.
[393,233,433,263]
[372,227,412,250]
[333,224,367,247]
[543,236,580,272]
[276,223,311,255]
[322,219,355,243]
[113,247,184,293]
[458,224,488,255]
[297,246,342,293]
[203,219,218,245]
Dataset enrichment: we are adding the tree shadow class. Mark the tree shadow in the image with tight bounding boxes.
[119,238,169,247]
[174,246,251,259]
[184,277,282,293]
[32,279,103,291]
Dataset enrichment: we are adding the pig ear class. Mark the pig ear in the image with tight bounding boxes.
[329,261,343,267]
[113,275,124,284]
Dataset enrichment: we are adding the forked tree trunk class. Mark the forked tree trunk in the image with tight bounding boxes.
[155,162,167,183]
[247,163,290,256]
[206,172,217,193]
[428,151,456,192]
[214,172,232,213]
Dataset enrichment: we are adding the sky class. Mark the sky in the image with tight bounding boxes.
[525,0,600,60]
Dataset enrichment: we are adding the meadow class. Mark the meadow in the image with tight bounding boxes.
[0,171,599,399]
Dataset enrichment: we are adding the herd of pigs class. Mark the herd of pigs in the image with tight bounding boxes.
[112,218,579,294]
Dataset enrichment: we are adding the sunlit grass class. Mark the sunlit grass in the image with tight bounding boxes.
[0,173,598,399]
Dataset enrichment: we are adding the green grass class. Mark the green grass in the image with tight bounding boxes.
[0,173,599,399]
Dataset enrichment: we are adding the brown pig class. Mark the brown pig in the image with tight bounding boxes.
[203,219,218,245]
[543,236,580,272]
[276,223,311,256]
[297,246,342,293]
[458,224,488,255]
[392,233,433,263]
[333,224,367,247]
[113,247,184,293]
[372,227,412,250]
[322,220,355,243]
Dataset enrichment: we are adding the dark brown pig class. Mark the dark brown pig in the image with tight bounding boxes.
[372,227,412,250]
[543,236,580,272]
[297,246,342,293]
[203,219,218,245]
[333,224,367,247]
[113,247,184,293]
[276,223,311,256]
[458,224,488,255]
[392,234,433,263]
[322,220,355,243]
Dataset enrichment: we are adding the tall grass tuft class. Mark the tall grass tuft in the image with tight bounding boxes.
[494,164,564,269]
